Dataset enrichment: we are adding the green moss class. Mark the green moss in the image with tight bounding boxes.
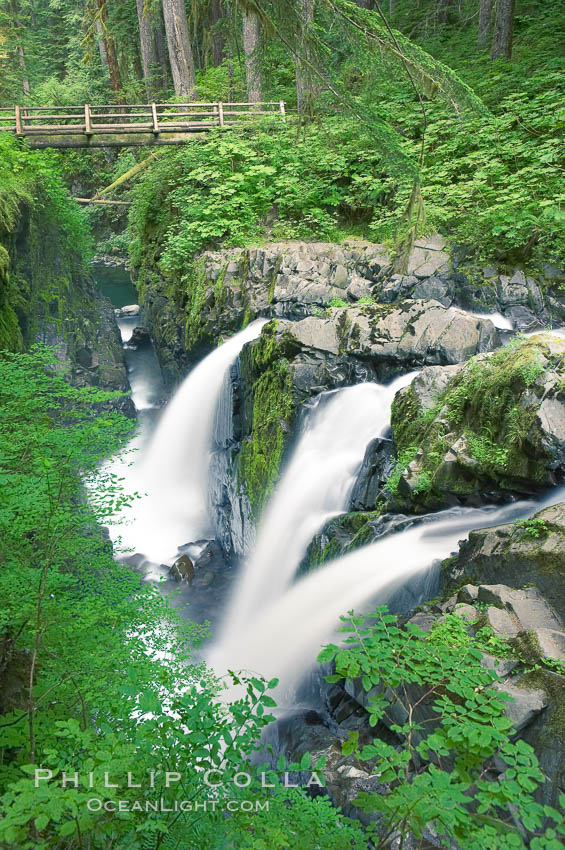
[390,336,565,510]
[517,669,565,742]
[237,321,298,516]
[213,263,229,307]
[183,259,209,350]
[302,509,383,571]
[238,250,251,281]
[309,537,343,568]
[391,383,427,454]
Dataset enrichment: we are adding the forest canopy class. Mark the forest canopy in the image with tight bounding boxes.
[0,0,563,268]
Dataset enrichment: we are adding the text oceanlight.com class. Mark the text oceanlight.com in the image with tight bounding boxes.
[86,799,271,813]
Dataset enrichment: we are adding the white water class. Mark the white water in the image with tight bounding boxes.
[221,373,417,639]
[92,301,565,702]
[209,490,565,697]
[470,310,514,331]
[100,319,267,562]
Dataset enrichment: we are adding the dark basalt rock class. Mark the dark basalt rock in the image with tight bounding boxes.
[349,437,395,511]
[169,554,195,584]
[443,502,565,623]
[127,326,152,348]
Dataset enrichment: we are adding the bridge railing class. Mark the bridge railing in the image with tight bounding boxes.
[0,101,286,136]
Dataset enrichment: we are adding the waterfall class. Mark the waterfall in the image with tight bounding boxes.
[209,493,564,698]
[469,311,514,331]
[220,374,418,640]
[102,319,267,563]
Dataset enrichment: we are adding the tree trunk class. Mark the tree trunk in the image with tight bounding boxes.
[242,11,262,104]
[17,44,30,95]
[154,10,172,90]
[96,0,122,94]
[436,0,454,25]
[133,44,144,82]
[9,1,30,95]
[137,0,160,97]
[477,0,493,48]
[96,16,109,70]
[162,0,196,97]
[295,0,314,115]
[491,0,515,59]
[389,0,396,13]
[209,0,225,67]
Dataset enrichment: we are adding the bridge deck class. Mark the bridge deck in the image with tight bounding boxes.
[0,101,285,148]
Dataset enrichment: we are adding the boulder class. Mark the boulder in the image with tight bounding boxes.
[285,300,499,375]
[476,585,563,632]
[115,304,140,318]
[457,584,479,603]
[390,334,565,511]
[486,606,520,638]
[346,274,372,301]
[504,305,543,332]
[444,502,565,622]
[492,681,548,733]
[128,326,152,348]
[169,554,195,584]
[411,276,454,307]
[406,235,450,279]
[535,629,565,662]
[349,438,395,511]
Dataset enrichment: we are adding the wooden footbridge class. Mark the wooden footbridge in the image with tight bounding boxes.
[0,101,286,149]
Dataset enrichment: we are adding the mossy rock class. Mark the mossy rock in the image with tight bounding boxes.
[301,509,383,572]
[236,321,301,516]
[388,336,565,512]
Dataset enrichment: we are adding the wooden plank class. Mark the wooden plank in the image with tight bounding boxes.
[221,110,273,116]
[211,101,279,106]
[24,105,85,111]
[155,102,221,107]
[156,111,216,118]
[16,113,84,120]
[89,111,152,119]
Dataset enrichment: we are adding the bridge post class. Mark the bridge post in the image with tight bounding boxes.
[84,104,93,135]
[279,101,286,119]
[14,105,23,135]
[218,102,224,127]
[151,102,160,135]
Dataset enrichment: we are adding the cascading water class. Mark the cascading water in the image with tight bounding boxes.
[93,287,565,706]
[470,311,514,331]
[220,373,417,639]
[209,490,565,698]
[101,319,267,562]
